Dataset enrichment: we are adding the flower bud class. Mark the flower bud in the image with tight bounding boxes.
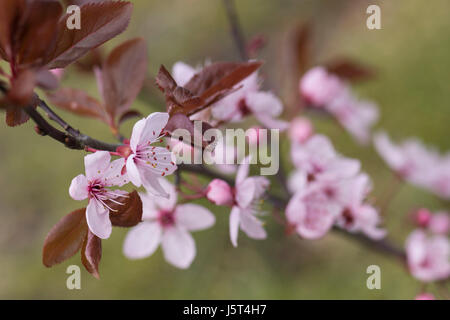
[289,117,314,144]
[206,179,234,206]
[412,208,432,228]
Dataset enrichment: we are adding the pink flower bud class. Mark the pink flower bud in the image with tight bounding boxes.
[412,208,432,228]
[415,293,435,300]
[289,117,314,144]
[206,179,234,206]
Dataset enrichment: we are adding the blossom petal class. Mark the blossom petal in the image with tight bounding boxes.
[123,222,162,259]
[140,112,169,145]
[175,204,215,231]
[69,174,89,200]
[229,206,241,247]
[246,91,283,117]
[126,155,142,187]
[103,158,129,187]
[236,156,250,184]
[236,178,255,209]
[86,199,112,239]
[240,210,267,240]
[85,151,111,181]
[130,118,146,152]
[142,173,170,198]
[172,61,196,86]
[161,226,196,269]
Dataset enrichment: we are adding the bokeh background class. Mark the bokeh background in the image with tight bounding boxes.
[0,0,449,299]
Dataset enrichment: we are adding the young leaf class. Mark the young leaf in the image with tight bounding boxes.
[165,113,214,148]
[118,110,143,126]
[45,1,133,69]
[326,59,375,82]
[46,88,106,120]
[42,208,88,267]
[101,38,148,120]
[108,191,143,227]
[81,230,102,279]
[5,106,30,127]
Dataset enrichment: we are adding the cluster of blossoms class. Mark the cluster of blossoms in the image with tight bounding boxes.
[70,112,177,239]
[300,67,379,144]
[374,132,450,199]
[286,134,386,240]
[408,209,450,300]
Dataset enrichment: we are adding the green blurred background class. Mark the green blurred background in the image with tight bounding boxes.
[0,0,449,299]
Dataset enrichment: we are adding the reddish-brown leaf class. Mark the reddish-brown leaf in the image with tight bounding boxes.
[81,230,102,279]
[118,109,143,126]
[165,113,214,148]
[15,0,62,67]
[293,23,311,75]
[101,38,148,119]
[184,61,263,101]
[42,208,88,267]
[45,1,133,69]
[6,69,36,107]
[108,190,143,227]
[5,106,30,127]
[326,59,375,82]
[47,88,106,120]
[0,0,25,61]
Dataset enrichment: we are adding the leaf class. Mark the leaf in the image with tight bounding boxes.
[15,0,62,67]
[35,69,59,91]
[165,113,214,148]
[45,1,133,69]
[326,59,375,82]
[155,65,203,115]
[5,106,30,127]
[101,38,148,119]
[184,61,263,102]
[108,191,143,227]
[42,208,88,267]
[81,230,102,279]
[46,88,106,120]
[6,69,36,106]
[0,0,25,61]
[118,109,142,126]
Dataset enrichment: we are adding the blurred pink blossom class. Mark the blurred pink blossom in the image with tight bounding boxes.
[69,151,129,239]
[406,230,450,282]
[123,179,215,269]
[414,293,435,300]
[429,212,450,235]
[300,67,345,107]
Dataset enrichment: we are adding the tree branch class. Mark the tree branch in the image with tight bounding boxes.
[222,0,248,60]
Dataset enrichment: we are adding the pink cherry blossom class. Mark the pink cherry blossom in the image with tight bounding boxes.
[412,208,432,228]
[288,117,314,144]
[172,61,197,86]
[300,67,378,144]
[326,92,378,144]
[373,132,449,199]
[69,151,129,239]
[299,67,345,107]
[415,293,435,300]
[228,157,269,247]
[334,174,386,240]
[126,112,177,198]
[123,179,215,269]
[211,72,288,130]
[206,179,234,206]
[405,230,450,282]
[429,212,450,235]
[286,184,341,239]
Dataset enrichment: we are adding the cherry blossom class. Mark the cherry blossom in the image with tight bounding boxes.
[334,174,386,240]
[415,293,435,300]
[126,112,177,198]
[373,132,450,199]
[300,67,378,144]
[300,67,345,107]
[123,179,215,269]
[405,230,450,282]
[69,151,129,239]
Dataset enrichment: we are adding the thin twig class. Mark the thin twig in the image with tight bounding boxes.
[222,0,248,60]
